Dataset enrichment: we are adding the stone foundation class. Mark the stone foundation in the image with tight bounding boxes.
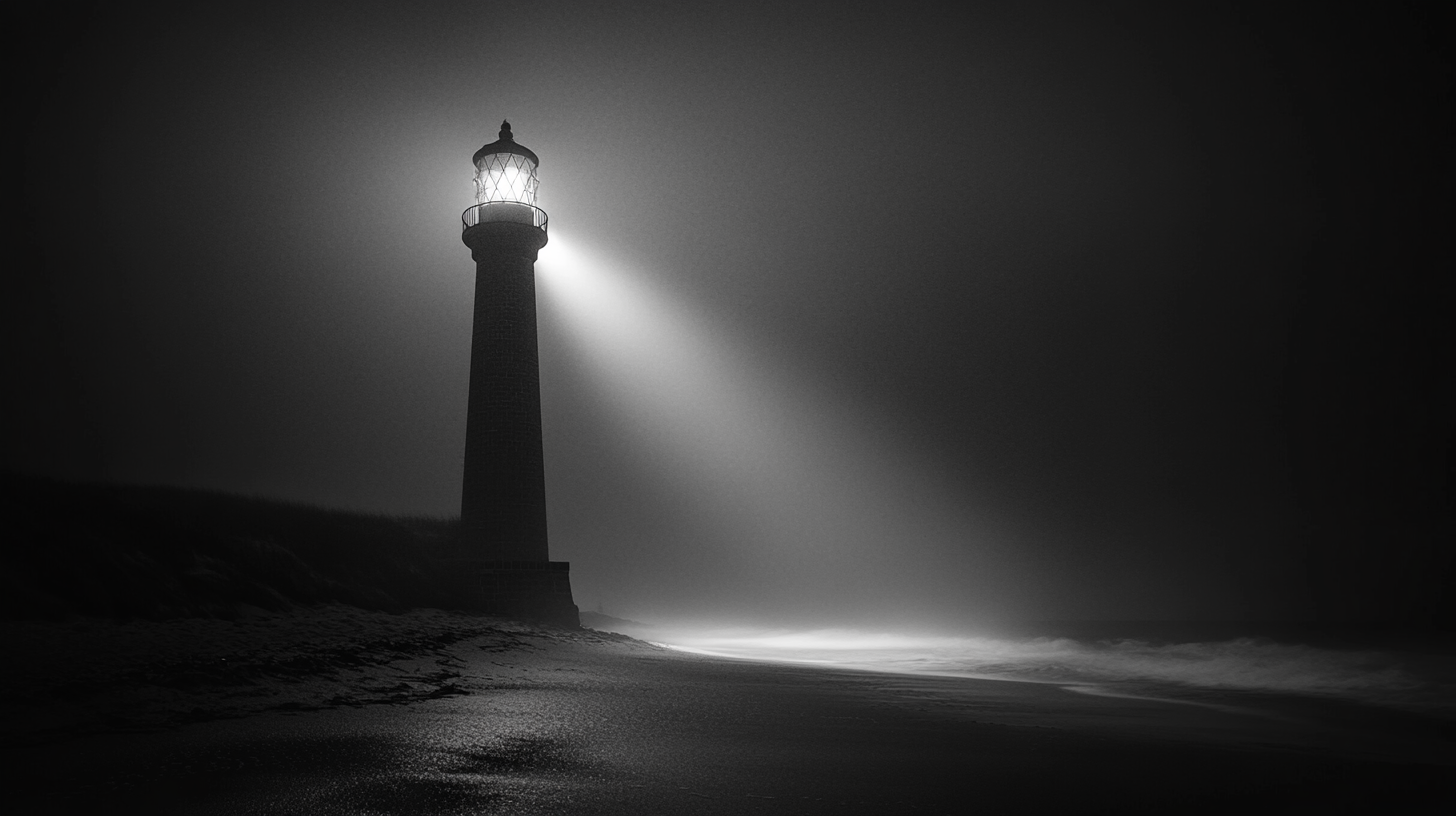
[440,559,579,627]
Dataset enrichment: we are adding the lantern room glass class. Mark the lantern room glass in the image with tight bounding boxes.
[475,152,539,206]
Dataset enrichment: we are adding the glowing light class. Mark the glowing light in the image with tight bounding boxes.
[466,135,544,229]
[475,153,538,205]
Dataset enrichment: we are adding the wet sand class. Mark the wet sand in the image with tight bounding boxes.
[5,611,1452,815]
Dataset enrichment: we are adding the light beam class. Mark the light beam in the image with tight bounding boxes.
[537,235,1027,627]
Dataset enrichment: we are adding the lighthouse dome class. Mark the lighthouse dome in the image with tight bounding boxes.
[472,121,539,168]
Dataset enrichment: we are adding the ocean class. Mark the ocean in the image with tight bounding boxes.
[642,620,1456,718]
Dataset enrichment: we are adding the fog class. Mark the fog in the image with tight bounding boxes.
[539,234,1030,626]
[12,1,1451,626]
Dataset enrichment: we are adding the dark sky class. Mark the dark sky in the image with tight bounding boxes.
[11,1,1453,628]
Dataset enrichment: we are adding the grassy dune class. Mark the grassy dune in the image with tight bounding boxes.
[0,472,459,620]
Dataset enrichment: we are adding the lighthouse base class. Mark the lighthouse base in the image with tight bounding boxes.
[442,560,579,627]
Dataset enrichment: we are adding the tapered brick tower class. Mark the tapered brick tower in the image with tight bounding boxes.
[456,121,577,626]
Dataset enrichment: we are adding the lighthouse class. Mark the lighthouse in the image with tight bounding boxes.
[456,121,577,626]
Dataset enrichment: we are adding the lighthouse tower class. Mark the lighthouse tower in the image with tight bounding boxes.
[456,121,577,626]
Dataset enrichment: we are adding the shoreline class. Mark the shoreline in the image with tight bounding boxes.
[6,607,1453,814]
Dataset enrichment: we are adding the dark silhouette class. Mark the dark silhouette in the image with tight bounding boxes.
[454,123,578,626]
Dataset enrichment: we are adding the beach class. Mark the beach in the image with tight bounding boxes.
[4,608,1451,815]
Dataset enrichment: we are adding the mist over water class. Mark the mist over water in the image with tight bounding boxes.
[635,623,1456,716]
[540,236,1455,725]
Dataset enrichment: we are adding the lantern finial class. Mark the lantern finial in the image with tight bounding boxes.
[499,121,513,141]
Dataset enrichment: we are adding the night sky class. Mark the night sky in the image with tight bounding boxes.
[12,1,1453,628]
